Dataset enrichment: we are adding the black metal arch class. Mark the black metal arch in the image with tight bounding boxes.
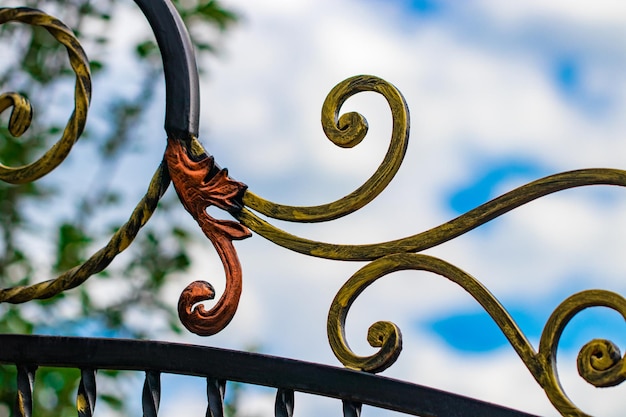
[0,334,537,417]
[133,0,200,139]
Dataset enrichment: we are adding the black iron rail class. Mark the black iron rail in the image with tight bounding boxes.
[133,0,199,139]
[0,334,538,417]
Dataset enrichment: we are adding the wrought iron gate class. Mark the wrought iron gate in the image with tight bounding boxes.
[0,2,624,416]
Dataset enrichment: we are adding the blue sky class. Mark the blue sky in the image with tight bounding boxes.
[30,0,626,416]
[446,158,548,215]
[424,282,626,353]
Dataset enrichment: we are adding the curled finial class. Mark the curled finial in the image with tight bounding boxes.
[577,339,626,388]
[177,280,232,337]
[0,93,32,138]
[0,7,91,185]
[243,75,410,223]
[327,255,406,373]
[537,289,626,415]
[165,137,251,336]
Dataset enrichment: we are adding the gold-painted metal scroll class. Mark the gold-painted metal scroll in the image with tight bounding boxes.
[235,75,626,416]
[0,8,172,304]
[243,75,410,222]
[0,8,91,185]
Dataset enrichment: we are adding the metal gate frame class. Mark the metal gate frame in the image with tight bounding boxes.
[0,2,624,416]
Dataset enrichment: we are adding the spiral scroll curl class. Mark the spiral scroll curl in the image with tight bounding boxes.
[0,7,165,303]
[0,7,91,185]
[0,93,32,138]
[166,137,251,336]
[328,253,539,373]
[237,74,626,412]
[243,75,410,223]
[537,290,626,416]
[329,254,626,416]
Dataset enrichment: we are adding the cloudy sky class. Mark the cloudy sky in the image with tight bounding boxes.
[64,0,626,416]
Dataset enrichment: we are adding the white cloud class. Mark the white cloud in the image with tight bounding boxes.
[476,0,626,25]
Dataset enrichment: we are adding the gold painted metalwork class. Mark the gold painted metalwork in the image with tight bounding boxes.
[327,254,626,417]
[235,75,626,416]
[0,7,168,303]
[0,163,169,303]
[243,75,410,222]
[0,7,91,185]
[238,168,626,260]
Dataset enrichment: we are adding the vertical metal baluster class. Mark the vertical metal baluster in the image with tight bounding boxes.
[274,388,294,417]
[206,378,225,417]
[14,364,36,417]
[77,368,96,417]
[342,400,362,417]
[142,371,161,417]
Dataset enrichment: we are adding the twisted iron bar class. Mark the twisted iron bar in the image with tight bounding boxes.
[14,365,35,417]
[0,7,171,304]
[0,4,248,337]
[77,368,97,417]
[142,371,161,417]
[0,162,170,303]
[275,388,294,417]
[0,7,91,184]
[206,378,226,417]
[343,400,362,417]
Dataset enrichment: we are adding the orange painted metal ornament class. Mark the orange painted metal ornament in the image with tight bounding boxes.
[165,137,251,336]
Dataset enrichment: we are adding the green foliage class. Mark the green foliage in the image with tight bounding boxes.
[0,0,239,415]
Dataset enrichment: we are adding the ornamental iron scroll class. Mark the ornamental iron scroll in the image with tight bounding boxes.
[0,2,626,417]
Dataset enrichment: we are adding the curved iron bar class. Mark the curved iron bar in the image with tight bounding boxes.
[243,75,410,222]
[1,2,625,415]
[0,7,91,185]
[132,0,199,139]
[538,290,626,416]
[237,168,626,260]
[326,253,626,416]
[0,0,203,168]
[0,334,537,417]
[327,254,534,374]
